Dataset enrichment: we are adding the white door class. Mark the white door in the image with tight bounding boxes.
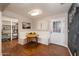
[50,17,66,47]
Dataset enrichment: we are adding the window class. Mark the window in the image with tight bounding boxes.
[53,21,61,33]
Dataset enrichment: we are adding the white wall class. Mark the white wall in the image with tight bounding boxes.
[32,18,50,31]
[0,11,2,55]
[18,18,33,45]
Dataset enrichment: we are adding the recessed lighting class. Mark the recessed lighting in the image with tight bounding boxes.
[28,9,42,16]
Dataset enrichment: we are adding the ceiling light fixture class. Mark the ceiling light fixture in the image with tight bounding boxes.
[28,9,42,16]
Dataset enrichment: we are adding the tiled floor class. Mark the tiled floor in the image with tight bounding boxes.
[2,39,70,56]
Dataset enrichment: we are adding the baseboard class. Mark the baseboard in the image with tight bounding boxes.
[67,47,72,56]
[38,42,48,45]
[49,43,72,56]
[49,43,68,48]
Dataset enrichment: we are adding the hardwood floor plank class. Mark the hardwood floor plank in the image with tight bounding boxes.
[2,39,70,56]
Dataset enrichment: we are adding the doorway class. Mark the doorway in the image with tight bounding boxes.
[2,17,18,55]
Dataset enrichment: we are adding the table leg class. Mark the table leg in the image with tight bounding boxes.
[36,37,38,45]
[27,38,29,43]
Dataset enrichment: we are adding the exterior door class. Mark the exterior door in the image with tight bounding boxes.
[50,17,67,47]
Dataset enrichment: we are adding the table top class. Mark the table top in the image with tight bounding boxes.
[26,34,39,38]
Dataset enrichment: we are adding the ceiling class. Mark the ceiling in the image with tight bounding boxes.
[2,3,72,19]
[0,3,9,11]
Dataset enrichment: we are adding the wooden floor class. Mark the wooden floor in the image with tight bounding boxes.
[2,39,70,56]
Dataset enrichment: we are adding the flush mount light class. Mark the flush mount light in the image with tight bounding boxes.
[28,9,42,16]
